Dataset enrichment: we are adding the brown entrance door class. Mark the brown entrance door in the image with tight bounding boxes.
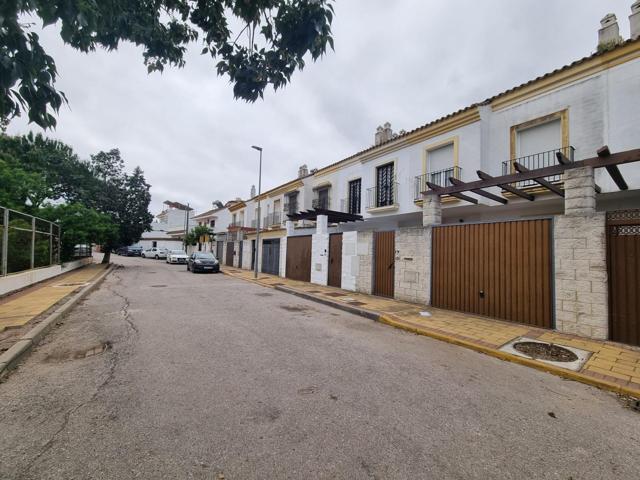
[286,235,312,282]
[431,219,553,328]
[226,242,234,267]
[373,231,395,297]
[328,233,343,288]
[608,212,640,346]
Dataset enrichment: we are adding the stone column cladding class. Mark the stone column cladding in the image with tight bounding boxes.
[356,231,374,295]
[554,166,608,339]
[285,221,295,236]
[279,237,287,278]
[422,194,442,305]
[394,227,429,304]
[232,241,240,268]
[311,215,329,285]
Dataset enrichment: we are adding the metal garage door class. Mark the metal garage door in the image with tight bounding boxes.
[216,241,224,262]
[608,210,640,346]
[261,239,280,275]
[286,235,312,282]
[432,219,553,328]
[373,231,395,298]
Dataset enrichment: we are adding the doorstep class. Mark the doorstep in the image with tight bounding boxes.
[222,268,640,398]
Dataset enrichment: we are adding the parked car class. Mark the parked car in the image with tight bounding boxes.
[127,246,143,256]
[116,246,128,255]
[187,252,220,273]
[142,247,167,259]
[166,249,188,264]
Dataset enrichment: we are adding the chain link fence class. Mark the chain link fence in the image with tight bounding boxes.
[1,206,61,276]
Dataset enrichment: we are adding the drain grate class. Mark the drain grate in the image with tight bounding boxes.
[513,342,578,362]
[150,284,167,288]
[53,282,89,288]
[324,292,347,297]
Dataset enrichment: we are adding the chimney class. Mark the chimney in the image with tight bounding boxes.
[598,13,623,51]
[250,185,256,198]
[631,1,640,40]
[298,164,309,178]
[383,122,393,142]
[374,126,384,146]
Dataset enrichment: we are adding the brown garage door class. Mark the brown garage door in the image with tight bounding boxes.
[374,231,395,298]
[286,235,312,282]
[432,219,553,328]
[328,233,343,288]
[608,211,640,346]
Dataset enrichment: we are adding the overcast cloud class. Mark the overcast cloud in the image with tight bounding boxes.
[7,0,634,215]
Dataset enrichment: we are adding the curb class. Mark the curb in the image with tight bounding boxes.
[0,264,115,378]
[222,270,639,399]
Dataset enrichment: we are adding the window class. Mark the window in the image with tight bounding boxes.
[375,163,395,207]
[209,219,215,228]
[285,192,299,215]
[314,187,330,210]
[426,143,456,187]
[348,179,361,214]
[516,119,562,158]
[152,241,157,248]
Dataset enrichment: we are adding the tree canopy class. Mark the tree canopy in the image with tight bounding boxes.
[0,132,153,262]
[1,1,335,129]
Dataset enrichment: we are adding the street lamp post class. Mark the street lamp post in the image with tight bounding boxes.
[252,146,263,279]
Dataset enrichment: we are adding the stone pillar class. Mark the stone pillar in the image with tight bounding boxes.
[356,231,374,295]
[341,231,358,291]
[242,240,252,269]
[554,166,608,339]
[631,1,640,40]
[394,227,429,304]
[422,193,442,305]
[279,237,287,278]
[311,215,329,285]
[285,220,295,236]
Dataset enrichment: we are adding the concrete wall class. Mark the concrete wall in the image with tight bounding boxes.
[394,227,429,304]
[241,240,253,270]
[0,257,93,297]
[554,167,608,339]
[311,216,329,285]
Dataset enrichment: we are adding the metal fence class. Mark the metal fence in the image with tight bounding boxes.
[1,206,61,276]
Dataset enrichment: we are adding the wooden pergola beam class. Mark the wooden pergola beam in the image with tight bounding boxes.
[598,146,629,190]
[513,162,565,197]
[449,177,508,204]
[422,148,640,197]
[556,151,602,193]
[476,170,535,201]
[426,181,478,204]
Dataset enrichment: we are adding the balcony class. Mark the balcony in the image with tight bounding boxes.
[502,146,574,188]
[414,166,463,201]
[366,183,399,210]
[263,212,282,228]
[312,196,330,210]
[340,197,361,215]
[283,201,298,217]
[227,220,244,230]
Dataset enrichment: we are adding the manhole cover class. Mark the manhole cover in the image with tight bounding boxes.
[499,337,592,372]
[513,342,578,362]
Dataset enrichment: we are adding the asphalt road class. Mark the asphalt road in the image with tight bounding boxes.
[1,255,639,479]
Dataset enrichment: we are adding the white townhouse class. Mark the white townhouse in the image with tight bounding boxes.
[206,8,640,347]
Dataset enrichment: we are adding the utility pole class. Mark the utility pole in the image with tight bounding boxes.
[251,146,263,279]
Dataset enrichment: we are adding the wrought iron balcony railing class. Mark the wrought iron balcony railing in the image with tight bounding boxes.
[228,220,244,229]
[414,166,463,200]
[340,197,361,215]
[501,146,575,188]
[312,196,330,210]
[283,202,298,217]
[263,212,282,227]
[366,183,399,209]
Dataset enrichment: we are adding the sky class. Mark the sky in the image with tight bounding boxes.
[7,0,635,215]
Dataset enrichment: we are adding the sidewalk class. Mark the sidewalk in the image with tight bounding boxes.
[223,267,640,398]
[0,264,108,334]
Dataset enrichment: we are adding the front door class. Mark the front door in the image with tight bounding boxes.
[261,239,281,275]
[216,241,224,262]
[608,210,640,346]
[251,239,256,270]
[373,231,395,297]
[328,233,343,288]
[226,242,234,267]
[238,240,243,269]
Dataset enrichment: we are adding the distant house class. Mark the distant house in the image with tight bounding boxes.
[137,201,196,251]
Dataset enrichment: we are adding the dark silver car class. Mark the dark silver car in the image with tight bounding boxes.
[187,252,220,273]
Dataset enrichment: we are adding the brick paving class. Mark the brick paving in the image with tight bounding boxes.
[0,264,108,332]
[224,267,640,397]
